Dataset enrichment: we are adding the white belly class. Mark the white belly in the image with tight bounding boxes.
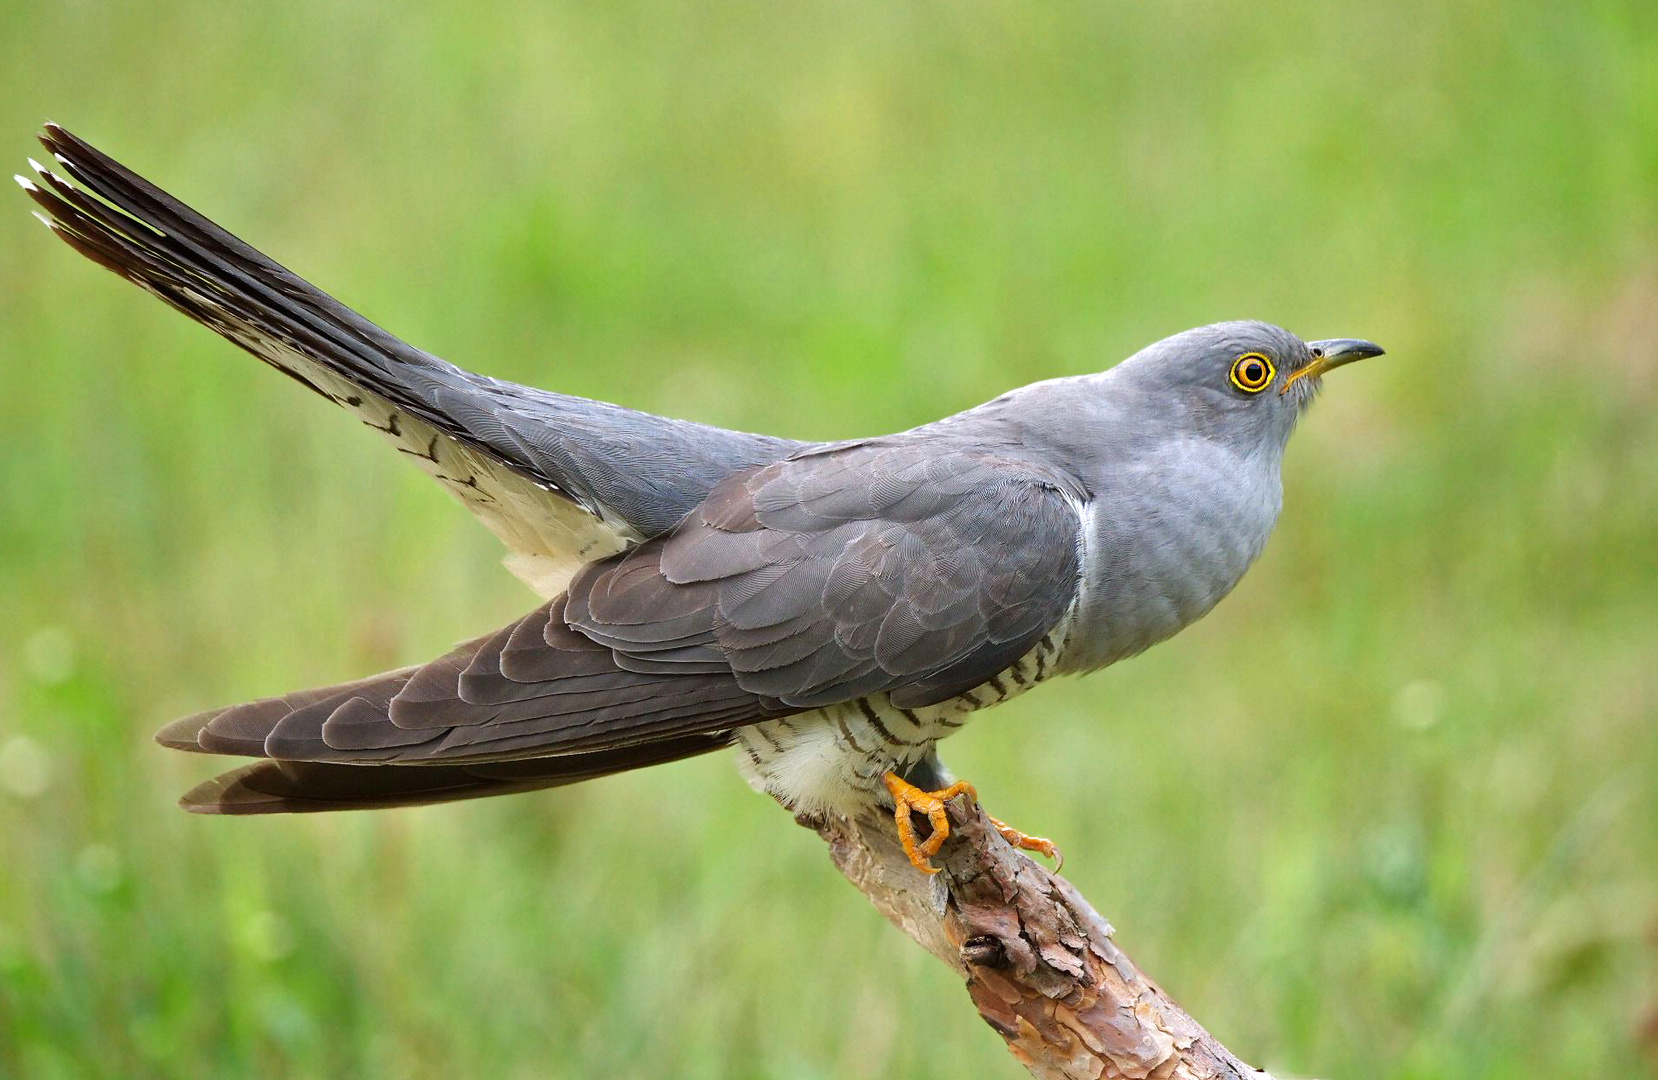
[733,630,1064,815]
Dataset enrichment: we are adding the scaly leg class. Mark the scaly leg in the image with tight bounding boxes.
[882,772,1062,874]
[883,772,976,875]
[986,815,1064,871]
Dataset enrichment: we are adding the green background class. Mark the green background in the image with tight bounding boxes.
[2,2,1656,1077]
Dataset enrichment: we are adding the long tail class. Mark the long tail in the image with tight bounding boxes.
[16,124,803,580]
[18,125,490,438]
[16,126,790,814]
[15,123,648,592]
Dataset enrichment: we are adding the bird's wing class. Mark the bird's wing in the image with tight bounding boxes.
[568,441,1087,709]
[19,125,799,597]
[164,442,1084,812]
[179,735,737,815]
[158,598,776,771]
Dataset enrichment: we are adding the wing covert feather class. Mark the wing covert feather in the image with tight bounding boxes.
[568,442,1084,709]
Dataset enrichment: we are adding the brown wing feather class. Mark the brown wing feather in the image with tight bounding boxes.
[159,444,1082,813]
[165,597,777,770]
[181,733,733,814]
[567,442,1085,709]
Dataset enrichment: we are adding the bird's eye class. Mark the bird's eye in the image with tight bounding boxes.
[1229,352,1275,394]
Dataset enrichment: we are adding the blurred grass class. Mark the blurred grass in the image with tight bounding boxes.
[1,0,1656,1076]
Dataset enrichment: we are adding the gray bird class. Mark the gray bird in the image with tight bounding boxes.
[19,125,1382,872]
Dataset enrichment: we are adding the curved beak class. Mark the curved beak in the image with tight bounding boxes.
[1280,338,1385,394]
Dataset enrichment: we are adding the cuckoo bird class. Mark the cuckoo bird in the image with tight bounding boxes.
[19,125,1383,873]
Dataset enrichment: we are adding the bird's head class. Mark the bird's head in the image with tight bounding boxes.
[1115,320,1384,452]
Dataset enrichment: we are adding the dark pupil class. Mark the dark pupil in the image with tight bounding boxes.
[1243,361,1263,383]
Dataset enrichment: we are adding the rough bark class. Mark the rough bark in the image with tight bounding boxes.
[807,796,1291,1080]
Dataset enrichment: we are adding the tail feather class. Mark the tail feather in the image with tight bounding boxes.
[19,124,639,596]
[29,125,478,430]
[16,124,820,815]
[20,125,808,594]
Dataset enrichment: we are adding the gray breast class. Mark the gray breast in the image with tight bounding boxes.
[1058,436,1283,674]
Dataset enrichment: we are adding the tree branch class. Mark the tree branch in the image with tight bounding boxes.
[806,796,1289,1080]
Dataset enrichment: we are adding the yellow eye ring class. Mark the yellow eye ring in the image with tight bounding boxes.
[1229,352,1276,393]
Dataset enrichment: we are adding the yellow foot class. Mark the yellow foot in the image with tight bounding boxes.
[882,773,1063,874]
[883,772,976,875]
[987,815,1064,872]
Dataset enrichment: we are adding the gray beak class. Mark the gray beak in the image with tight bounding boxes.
[1307,338,1386,368]
[1282,338,1385,393]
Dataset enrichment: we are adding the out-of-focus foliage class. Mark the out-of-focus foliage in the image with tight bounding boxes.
[2,2,1655,1077]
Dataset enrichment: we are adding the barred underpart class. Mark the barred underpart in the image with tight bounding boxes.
[736,630,1064,815]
